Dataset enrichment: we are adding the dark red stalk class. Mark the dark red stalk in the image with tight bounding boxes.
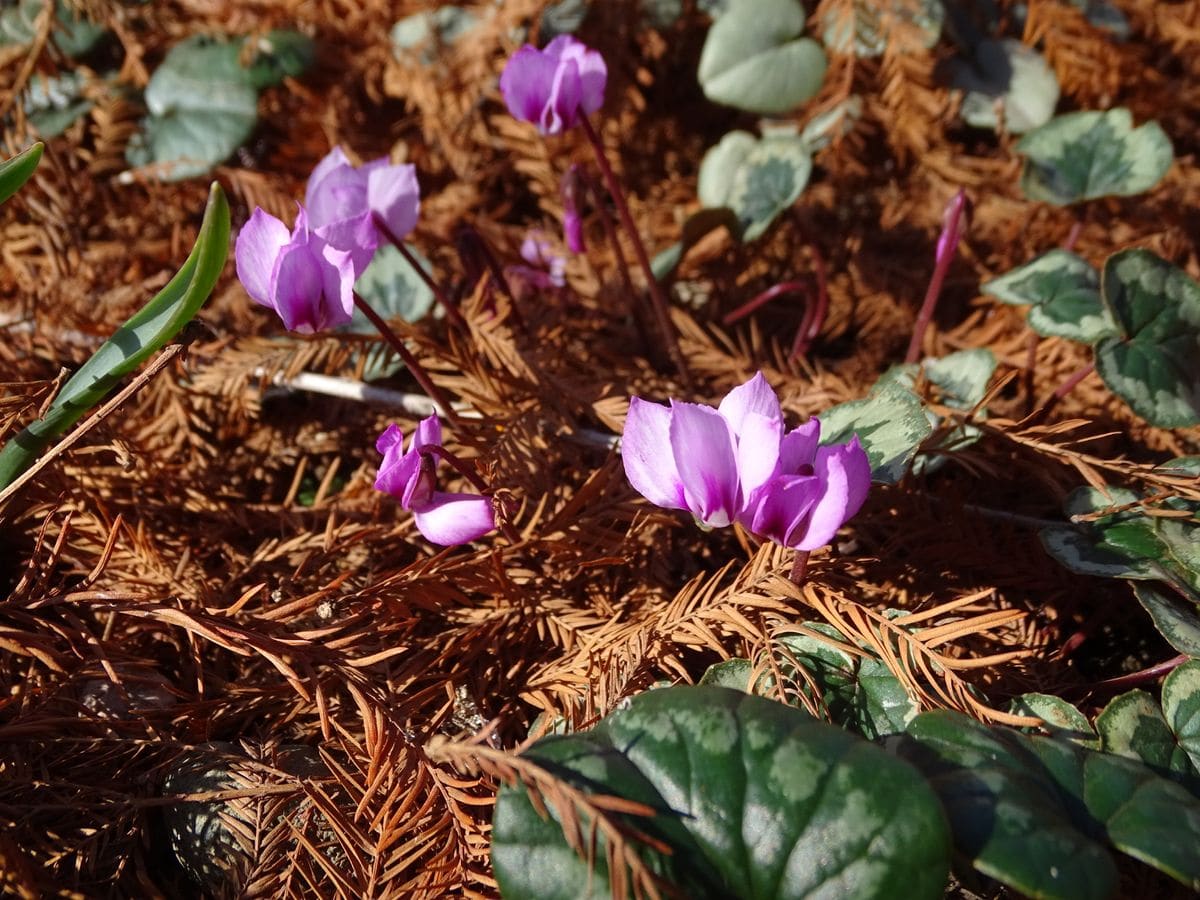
[372,215,469,331]
[789,550,811,586]
[1091,654,1188,693]
[351,291,460,425]
[905,189,968,364]
[578,115,691,388]
[793,240,830,357]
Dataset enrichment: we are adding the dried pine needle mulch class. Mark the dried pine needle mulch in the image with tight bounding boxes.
[0,0,1198,896]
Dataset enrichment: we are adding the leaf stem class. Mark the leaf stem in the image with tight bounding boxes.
[351,291,460,425]
[579,116,691,388]
[1091,654,1189,692]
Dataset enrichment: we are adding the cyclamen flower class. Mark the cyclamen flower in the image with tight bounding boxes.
[375,416,496,546]
[235,206,357,333]
[621,373,870,551]
[516,231,566,288]
[500,35,607,135]
[305,146,421,268]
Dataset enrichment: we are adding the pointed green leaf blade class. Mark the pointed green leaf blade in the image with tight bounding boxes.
[0,141,42,207]
[0,183,230,489]
[820,379,933,483]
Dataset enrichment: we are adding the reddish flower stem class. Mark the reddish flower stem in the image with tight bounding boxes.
[789,550,811,586]
[1052,360,1096,401]
[1091,654,1189,692]
[372,215,469,331]
[795,241,830,356]
[722,281,811,326]
[351,291,461,425]
[579,116,691,388]
[420,444,522,545]
[905,189,968,364]
[580,168,653,351]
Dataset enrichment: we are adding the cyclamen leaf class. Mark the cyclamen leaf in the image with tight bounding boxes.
[1017,108,1173,205]
[493,686,951,900]
[1097,689,1196,782]
[1011,693,1099,749]
[1094,249,1200,427]
[952,38,1060,134]
[1134,583,1200,658]
[982,249,1118,343]
[698,0,827,115]
[820,378,933,484]
[697,131,812,242]
[1163,660,1200,776]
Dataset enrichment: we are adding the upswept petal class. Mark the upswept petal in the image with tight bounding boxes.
[413,492,496,545]
[668,401,740,527]
[312,240,357,330]
[409,415,443,454]
[367,164,420,241]
[235,209,291,307]
[374,439,420,502]
[543,60,582,133]
[376,423,405,456]
[621,398,686,511]
[305,146,353,203]
[718,372,782,437]
[499,46,560,125]
[556,37,607,114]
[271,240,326,334]
[792,438,871,551]
[735,411,782,501]
[779,418,820,473]
[306,162,367,231]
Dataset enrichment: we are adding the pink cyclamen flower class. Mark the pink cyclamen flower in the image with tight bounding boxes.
[235,206,357,333]
[305,146,421,269]
[621,372,870,550]
[375,416,496,546]
[500,35,607,135]
[517,231,567,288]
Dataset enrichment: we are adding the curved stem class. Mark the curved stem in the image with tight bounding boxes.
[723,280,810,326]
[1092,654,1188,692]
[351,291,460,425]
[905,189,968,364]
[579,116,691,388]
[372,215,469,331]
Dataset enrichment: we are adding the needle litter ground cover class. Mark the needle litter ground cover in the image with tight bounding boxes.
[1,1,1200,897]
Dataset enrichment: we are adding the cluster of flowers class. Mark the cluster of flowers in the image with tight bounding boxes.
[623,373,871,551]
[234,35,870,555]
[235,147,420,334]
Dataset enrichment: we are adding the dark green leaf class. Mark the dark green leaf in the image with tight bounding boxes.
[1134,583,1200,658]
[951,38,1059,134]
[1097,690,1197,782]
[494,686,951,899]
[1162,660,1200,776]
[1011,693,1099,749]
[1094,249,1200,427]
[1018,108,1173,206]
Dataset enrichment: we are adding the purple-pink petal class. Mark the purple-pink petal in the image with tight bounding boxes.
[413,492,496,545]
[792,437,871,551]
[306,146,353,200]
[740,473,821,547]
[235,208,291,307]
[552,35,607,114]
[735,411,782,500]
[272,240,327,334]
[718,371,783,437]
[779,418,821,473]
[500,45,560,125]
[367,164,420,242]
[622,398,686,511]
[668,401,740,527]
[410,415,443,454]
[543,57,583,133]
